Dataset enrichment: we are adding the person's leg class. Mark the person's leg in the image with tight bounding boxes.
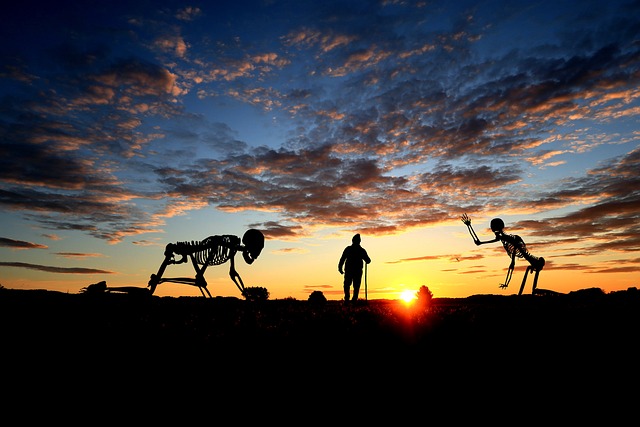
[343,272,352,303]
[351,270,363,301]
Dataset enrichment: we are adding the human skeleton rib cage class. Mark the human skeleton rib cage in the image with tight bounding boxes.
[461,214,545,295]
[147,229,265,297]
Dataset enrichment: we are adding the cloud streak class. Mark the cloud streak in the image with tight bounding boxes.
[0,238,47,250]
[0,262,113,274]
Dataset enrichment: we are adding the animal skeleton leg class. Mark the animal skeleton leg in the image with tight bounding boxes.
[531,268,541,294]
[228,256,245,294]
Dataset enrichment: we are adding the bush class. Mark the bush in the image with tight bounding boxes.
[242,286,270,302]
[308,290,327,304]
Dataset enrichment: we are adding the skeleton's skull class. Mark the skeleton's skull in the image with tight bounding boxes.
[490,218,505,233]
[242,229,264,264]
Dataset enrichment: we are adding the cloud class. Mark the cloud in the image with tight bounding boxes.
[42,234,62,241]
[386,254,446,264]
[273,247,309,255]
[175,6,202,22]
[0,262,113,274]
[53,252,105,259]
[0,237,47,250]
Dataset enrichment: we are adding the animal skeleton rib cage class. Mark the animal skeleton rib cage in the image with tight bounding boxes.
[172,236,236,266]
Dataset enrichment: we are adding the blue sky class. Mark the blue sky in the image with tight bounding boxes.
[1,0,639,299]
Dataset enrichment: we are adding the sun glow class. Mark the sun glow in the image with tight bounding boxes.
[400,289,417,304]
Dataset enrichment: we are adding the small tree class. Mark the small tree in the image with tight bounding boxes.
[416,285,433,307]
[242,286,270,302]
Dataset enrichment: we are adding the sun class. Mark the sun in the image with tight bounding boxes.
[400,289,416,304]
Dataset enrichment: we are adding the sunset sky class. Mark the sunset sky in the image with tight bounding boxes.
[1,0,639,300]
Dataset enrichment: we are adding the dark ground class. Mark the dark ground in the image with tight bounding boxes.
[3,286,638,360]
[2,286,638,414]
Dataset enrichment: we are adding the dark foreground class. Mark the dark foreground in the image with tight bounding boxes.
[2,286,639,410]
[3,286,638,358]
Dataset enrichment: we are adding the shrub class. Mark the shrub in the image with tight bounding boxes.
[308,290,327,304]
[242,286,270,302]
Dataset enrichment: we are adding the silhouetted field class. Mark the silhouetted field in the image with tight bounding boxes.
[3,287,638,357]
[2,286,638,403]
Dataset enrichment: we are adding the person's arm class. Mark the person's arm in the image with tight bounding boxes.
[338,249,347,274]
[363,249,371,264]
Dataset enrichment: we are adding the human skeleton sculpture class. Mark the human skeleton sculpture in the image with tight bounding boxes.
[461,214,545,295]
[147,229,264,297]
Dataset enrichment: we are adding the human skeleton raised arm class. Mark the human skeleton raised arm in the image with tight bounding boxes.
[461,214,545,295]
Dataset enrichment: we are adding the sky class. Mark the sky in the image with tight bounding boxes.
[1,0,639,301]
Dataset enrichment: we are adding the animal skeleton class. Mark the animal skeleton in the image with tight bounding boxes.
[461,214,545,295]
[148,229,264,297]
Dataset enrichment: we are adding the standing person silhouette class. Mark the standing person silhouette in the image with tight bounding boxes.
[338,233,371,304]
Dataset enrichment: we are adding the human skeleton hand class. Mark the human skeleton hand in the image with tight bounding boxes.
[461,213,480,245]
[499,262,515,289]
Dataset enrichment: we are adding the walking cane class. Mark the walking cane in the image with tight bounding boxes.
[365,262,368,300]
